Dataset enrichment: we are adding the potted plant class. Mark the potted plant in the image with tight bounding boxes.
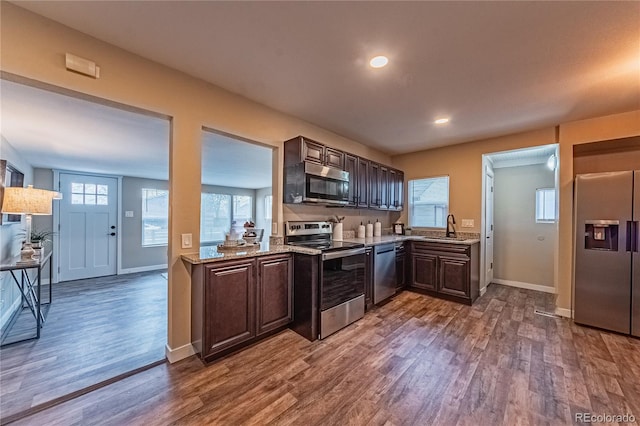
[30,228,56,256]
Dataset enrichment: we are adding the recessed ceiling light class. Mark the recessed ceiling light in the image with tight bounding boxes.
[369,56,389,68]
[434,118,450,124]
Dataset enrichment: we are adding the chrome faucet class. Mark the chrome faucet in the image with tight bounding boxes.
[446,214,456,238]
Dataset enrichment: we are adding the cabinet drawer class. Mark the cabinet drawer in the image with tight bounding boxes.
[411,242,470,257]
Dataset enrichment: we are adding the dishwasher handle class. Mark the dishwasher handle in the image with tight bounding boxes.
[375,244,396,255]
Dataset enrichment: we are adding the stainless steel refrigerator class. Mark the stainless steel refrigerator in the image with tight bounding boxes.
[574,170,639,336]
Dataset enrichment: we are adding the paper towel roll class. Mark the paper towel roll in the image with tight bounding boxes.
[333,222,343,241]
[374,220,381,237]
[365,222,373,238]
[357,223,366,239]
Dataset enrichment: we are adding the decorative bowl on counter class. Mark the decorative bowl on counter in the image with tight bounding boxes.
[243,236,257,244]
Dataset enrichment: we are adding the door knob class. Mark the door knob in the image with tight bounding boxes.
[111,225,116,229]
[110,232,116,236]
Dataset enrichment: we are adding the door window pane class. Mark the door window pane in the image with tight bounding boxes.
[71,183,84,193]
[85,194,96,205]
[71,194,84,205]
[97,195,108,205]
[408,176,449,228]
[142,188,169,246]
[85,184,96,194]
[97,185,108,195]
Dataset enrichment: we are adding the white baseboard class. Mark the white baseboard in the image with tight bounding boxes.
[165,342,196,364]
[119,264,168,275]
[492,278,556,294]
[554,307,573,318]
[480,286,487,296]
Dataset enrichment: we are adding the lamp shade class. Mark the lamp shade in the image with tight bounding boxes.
[1,185,58,215]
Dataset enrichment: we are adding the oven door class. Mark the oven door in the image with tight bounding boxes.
[320,248,366,311]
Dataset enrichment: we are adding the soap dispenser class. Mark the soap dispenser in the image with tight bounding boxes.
[357,222,366,239]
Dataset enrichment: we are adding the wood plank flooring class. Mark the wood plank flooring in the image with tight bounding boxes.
[0,271,167,421]
[11,284,640,425]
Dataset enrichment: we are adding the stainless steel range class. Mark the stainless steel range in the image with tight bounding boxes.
[286,221,365,339]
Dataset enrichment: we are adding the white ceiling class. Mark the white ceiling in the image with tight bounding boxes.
[1,80,272,188]
[11,1,640,155]
[488,144,557,169]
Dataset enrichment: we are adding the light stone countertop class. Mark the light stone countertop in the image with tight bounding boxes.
[181,242,321,265]
[341,235,481,246]
[182,235,481,265]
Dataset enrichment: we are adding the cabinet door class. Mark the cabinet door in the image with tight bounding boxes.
[204,261,256,356]
[396,253,405,290]
[257,255,293,335]
[364,248,373,310]
[303,139,325,164]
[368,162,381,208]
[357,157,369,208]
[325,147,344,169]
[438,255,470,298]
[344,154,358,206]
[411,253,438,291]
[389,169,397,210]
[396,171,404,210]
[379,166,389,210]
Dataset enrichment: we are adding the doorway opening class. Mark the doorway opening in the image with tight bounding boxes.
[0,76,170,422]
[481,144,559,295]
[201,128,275,246]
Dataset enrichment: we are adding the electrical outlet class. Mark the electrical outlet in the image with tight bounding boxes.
[461,219,474,228]
[181,233,193,249]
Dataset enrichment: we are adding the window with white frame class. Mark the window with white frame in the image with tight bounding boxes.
[201,193,253,243]
[142,189,169,246]
[536,188,557,223]
[408,176,449,228]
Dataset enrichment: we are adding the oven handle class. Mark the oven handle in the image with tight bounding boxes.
[322,247,366,261]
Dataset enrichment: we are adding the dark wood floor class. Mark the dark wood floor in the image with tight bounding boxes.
[11,284,640,425]
[0,271,167,421]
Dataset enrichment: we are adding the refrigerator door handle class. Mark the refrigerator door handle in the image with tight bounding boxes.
[628,221,639,252]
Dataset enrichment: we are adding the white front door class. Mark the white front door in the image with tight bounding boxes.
[484,169,494,285]
[59,173,118,281]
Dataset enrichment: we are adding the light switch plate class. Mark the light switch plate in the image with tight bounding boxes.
[181,233,193,249]
[125,210,134,218]
[461,219,474,228]
[272,222,278,235]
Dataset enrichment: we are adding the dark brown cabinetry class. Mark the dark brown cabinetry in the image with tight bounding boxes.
[191,254,293,362]
[284,135,403,211]
[408,241,479,305]
[257,255,293,335]
[364,247,374,311]
[284,136,344,169]
[396,244,406,291]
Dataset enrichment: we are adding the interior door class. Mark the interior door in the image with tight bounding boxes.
[484,169,495,285]
[59,173,118,281]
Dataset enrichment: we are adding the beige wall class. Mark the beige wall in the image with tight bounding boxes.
[493,164,555,288]
[0,3,391,358]
[393,110,640,315]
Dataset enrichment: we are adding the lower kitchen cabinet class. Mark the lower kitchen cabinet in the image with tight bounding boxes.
[257,255,293,335]
[364,247,374,311]
[191,254,293,362]
[408,241,479,305]
[396,247,406,291]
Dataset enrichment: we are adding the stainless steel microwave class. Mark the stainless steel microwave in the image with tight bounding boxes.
[284,162,349,205]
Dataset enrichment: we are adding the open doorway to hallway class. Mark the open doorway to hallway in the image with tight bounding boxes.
[481,144,559,295]
[0,77,170,422]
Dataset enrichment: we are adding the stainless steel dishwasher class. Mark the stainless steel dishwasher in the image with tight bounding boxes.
[374,243,396,304]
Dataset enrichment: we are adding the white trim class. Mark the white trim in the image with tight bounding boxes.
[53,169,60,284]
[119,264,168,275]
[116,176,124,275]
[165,342,196,364]
[0,297,21,330]
[480,286,487,296]
[554,307,573,318]
[492,278,556,294]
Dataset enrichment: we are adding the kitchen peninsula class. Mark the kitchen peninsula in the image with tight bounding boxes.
[182,233,479,363]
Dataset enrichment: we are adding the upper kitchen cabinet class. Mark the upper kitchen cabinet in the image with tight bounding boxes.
[284,136,344,169]
[344,154,358,206]
[389,169,404,211]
